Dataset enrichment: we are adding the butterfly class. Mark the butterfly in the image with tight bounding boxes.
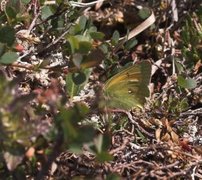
[103,61,151,110]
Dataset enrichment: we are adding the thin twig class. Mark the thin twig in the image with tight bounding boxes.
[125,111,155,138]
[37,25,71,56]
[69,0,106,7]
[28,11,41,34]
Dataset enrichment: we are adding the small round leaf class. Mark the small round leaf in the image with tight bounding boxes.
[72,72,86,85]
[177,75,197,89]
[78,41,92,54]
[0,52,18,64]
[0,26,15,46]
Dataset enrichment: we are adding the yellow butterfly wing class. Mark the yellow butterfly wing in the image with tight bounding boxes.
[103,61,151,110]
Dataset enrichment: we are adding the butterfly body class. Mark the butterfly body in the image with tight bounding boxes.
[103,61,151,110]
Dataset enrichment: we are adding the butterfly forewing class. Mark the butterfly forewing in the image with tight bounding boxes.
[103,61,151,110]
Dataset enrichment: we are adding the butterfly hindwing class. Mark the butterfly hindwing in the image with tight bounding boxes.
[103,61,151,110]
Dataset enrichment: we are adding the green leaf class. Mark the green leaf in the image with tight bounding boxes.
[81,48,104,69]
[0,43,5,56]
[72,53,83,68]
[78,15,87,31]
[175,60,184,74]
[88,26,97,33]
[136,129,147,143]
[66,69,91,98]
[69,125,95,151]
[94,134,103,153]
[60,108,78,140]
[178,98,189,112]
[100,43,109,54]
[57,103,90,145]
[5,0,25,14]
[67,36,79,54]
[94,134,111,153]
[69,24,82,35]
[0,26,15,46]
[72,72,86,85]
[5,6,17,20]
[75,34,90,42]
[69,49,104,71]
[90,32,105,40]
[0,52,18,64]
[51,17,64,29]
[177,75,197,89]
[111,30,120,45]
[78,41,92,54]
[41,6,53,20]
[125,38,138,50]
[96,151,113,163]
[138,7,151,19]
